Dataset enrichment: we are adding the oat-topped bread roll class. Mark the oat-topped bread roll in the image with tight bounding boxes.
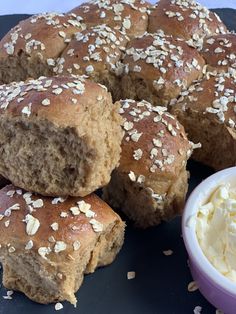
[0,13,85,84]
[0,184,125,305]
[200,33,236,72]
[121,30,205,106]
[171,71,236,170]
[103,100,192,228]
[148,0,227,47]
[0,76,123,196]
[69,0,151,38]
[55,24,129,100]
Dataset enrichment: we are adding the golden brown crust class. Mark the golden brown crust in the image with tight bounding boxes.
[148,0,227,44]
[0,184,123,259]
[69,0,151,38]
[56,25,129,78]
[0,75,109,129]
[121,31,205,106]
[0,185,125,304]
[171,71,236,127]
[171,71,236,170]
[118,99,191,185]
[0,13,85,61]
[201,33,236,72]
[103,99,191,228]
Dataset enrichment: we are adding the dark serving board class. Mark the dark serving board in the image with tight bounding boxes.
[0,9,235,314]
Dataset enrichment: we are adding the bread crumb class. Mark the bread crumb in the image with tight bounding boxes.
[55,302,63,311]
[163,250,173,256]
[3,290,14,300]
[194,306,202,314]
[127,271,136,280]
[188,281,198,292]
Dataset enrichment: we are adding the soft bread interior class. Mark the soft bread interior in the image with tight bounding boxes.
[0,98,121,196]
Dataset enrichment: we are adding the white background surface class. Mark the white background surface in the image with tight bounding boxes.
[0,0,235,15]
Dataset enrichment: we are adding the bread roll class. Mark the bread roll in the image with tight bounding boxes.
[171,71,236,170]
[55,24,129,100]
[69,0,151,38]
[0,13,85,84]
[148,0,227,47]
[121,30,205,106]
[103,99,192,228]
[200,33,236,72]
[0,75,123,196]
[0,184,125,305]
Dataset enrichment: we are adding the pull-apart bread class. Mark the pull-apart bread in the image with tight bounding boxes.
[69,0,151,39]
[55,25,129,100]
[0,13,86,84]
[200,33,236,72]
[171,71,236,170]
[148,0,227,47]
[0,76,123,196]
[0,184,125,305]
[121,30,205,106]
[103,99,192,228]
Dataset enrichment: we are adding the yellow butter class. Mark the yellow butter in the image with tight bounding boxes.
[196,184,236,281]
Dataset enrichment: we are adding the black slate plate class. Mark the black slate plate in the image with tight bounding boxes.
[0,9,235,314]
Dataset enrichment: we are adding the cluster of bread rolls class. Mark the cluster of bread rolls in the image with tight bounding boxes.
[0,75,126,305]
[0,0,234,307]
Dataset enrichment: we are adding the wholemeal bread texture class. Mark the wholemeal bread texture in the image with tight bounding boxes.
[103,99,192,228]
[69,0,151,39]
[171,71,236,170]
[148,0,227,47]
[55,24,129,100]
[121,31,205,106]
[200,33,236,72]
[0,184,125,305]
[0,13,85,84]
[0,75,123,196]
